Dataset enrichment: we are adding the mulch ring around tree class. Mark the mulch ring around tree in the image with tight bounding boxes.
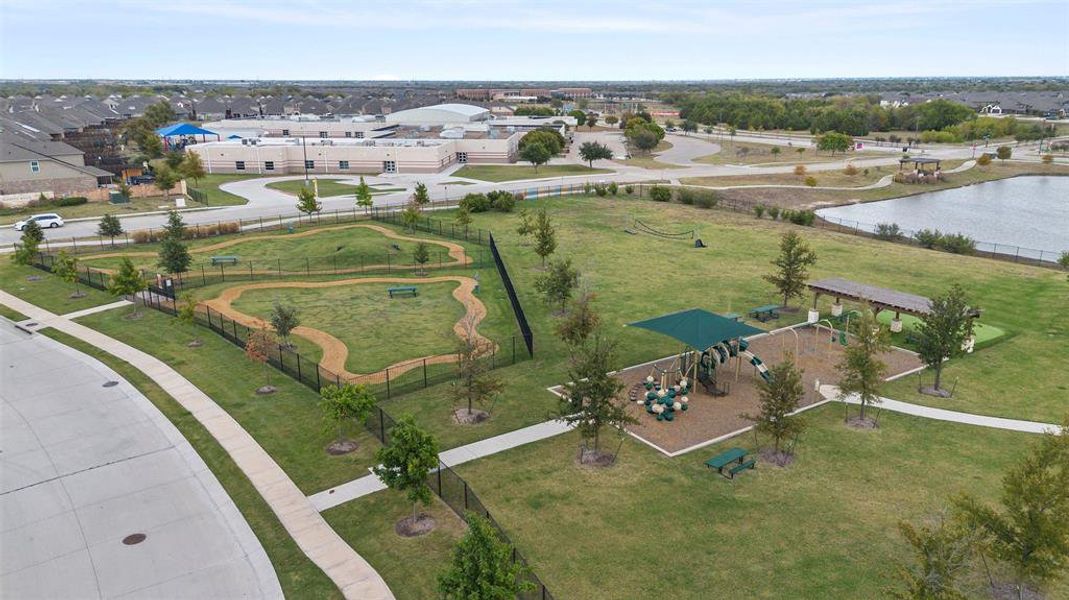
[255,385,277,395]
[759,448,796,467]
[919,385,952,398]
[326,439,359,455]
[575,447,616,468]
[845,415,878,430]
[186,340,203,348]
[453,408,490,425]
[69,291,87,299]
[122,311,145,322]
[395,513,437,538]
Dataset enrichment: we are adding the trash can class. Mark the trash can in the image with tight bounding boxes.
[109,191,130,204]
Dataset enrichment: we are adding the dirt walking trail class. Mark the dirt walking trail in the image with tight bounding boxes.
[82,223,471,274]
[202,275,493,384]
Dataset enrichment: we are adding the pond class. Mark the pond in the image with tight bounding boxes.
[816,175,1069,261]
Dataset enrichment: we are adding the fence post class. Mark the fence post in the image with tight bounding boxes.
[296,353,302,382]
[423,359,428,388]
[315,364,321,391]
[379,408,385,442]
[385,368,391,398]
[463,481,469,510]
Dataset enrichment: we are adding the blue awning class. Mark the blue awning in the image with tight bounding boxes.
[156,122,218,137]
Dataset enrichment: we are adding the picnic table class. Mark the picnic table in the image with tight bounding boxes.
[748,304,780,322]
[211,256,239,266]
[705,447,756,479]
[387,286,418,298]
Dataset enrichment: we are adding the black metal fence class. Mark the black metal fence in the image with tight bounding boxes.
[490,233,534,357]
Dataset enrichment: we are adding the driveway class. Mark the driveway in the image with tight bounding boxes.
[0,323,282,599]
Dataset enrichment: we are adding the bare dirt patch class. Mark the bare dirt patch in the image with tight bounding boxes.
[919,386,952,398]
[326,440,359,455]
[759,448,796,467]
[845,415,879,429]
[453,408,490,425]
[255,385,277,395]
[575,447,616,468]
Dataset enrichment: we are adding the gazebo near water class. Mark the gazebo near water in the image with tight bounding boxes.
[806,277,981,333]
[896,156,944,183]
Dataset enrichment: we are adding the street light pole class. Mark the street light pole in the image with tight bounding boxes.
[301,136,309,182]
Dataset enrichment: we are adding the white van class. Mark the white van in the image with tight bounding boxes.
[13,213,65,231]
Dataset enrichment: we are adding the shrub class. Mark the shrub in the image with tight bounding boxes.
[804,176,817,187]
[131,229,160,244]
[767,206,780,220]
[874,222,902,241]
[787,210,815,226]
[695,192,719,209]
[914,228,942,249]
[624,184,634,195]
[753,205,765,219]
[594,184,608,197]
[676,187,696,205]
[976,154,992,167]
[608,182,619,196]
[649,185,672,202]
[459,193,490,213]
[1042,154,1054,164]
[55,196,88,207]
[487,190,515,212]
[937,233,976,255]
[793,164,807,176]
[583,182,593,194]
[843,164,859,176]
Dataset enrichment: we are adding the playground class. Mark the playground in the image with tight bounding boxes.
[615,319,923,454]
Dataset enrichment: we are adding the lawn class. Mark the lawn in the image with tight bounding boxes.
[614,140,684,169]
[322,493,465,600]
[694,140,842,166]
[0,261,116,314]
[79,223,442,273]
[230,280,467,373]
[40,329,342,599]
[267,178,405,199]
[456,407,1069,599]
[681,165,893,189]
[452,164,612,183]
[72,307,382,494]
[188,173,260,206]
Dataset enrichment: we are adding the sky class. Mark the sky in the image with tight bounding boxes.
[1,0,1067,80]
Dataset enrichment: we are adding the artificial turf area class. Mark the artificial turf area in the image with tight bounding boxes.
[452,164,612,182]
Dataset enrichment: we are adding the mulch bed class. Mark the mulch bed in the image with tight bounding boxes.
[326,440,359,455]
[616,325,921,454]
[453,408,490,425]
[395,513,436,538]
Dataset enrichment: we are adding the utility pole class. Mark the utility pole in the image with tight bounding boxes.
[302,135,309,182]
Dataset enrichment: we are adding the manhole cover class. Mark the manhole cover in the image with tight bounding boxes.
[122,533,147,545]
[103,381,119,388]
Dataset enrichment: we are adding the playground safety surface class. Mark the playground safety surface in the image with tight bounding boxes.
[616,325,922,454]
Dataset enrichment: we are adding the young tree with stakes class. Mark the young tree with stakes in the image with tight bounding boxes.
[269,301,300,348]
[763,231,818,308]
[954,419,1069,599]
[915,284,976,396]
[455,205,473,229]
[51,250,83,298]
[836,309,889,424]
[175,292,201,346]
[535,257,579,314]
[372,416,440,532]
[355,176,374,213]
[515,207,533,243]
[556,334,638,463]
[245,329,277,393]
[413,242,430,275]
[892,514,976,600]
[108,257,147,316]
[401,200,420,232]
[452,318,503,423]
[319,383,377,451]
[97,214,124,246]
[438,513,533,600]
[555,290,600,347]
[743,357,807,462]
[11,221,42,265]
[533,208,557,268]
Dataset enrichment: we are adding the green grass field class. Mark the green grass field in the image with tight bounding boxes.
[231,281,467,373]
[72,308,382,495]
[452,164,612,182]
[188,173,260,206]
[0,262,116,314]
[267,178,405,199]
[40,329,342,599]
[454,408,1068,599]
[695,140,842,166]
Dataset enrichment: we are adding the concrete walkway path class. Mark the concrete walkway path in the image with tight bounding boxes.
[820,385,1060,434]
[59,299,133,320]
[0,291,395,600]
[1,322,283,599]
[311,419,573,512]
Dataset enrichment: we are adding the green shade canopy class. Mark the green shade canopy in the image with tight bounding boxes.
[627,308,764,350]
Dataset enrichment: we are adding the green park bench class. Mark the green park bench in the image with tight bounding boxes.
[748,304,780,322]
[705,447,756,479]
[211,256,239,266]
[388,286,418,298]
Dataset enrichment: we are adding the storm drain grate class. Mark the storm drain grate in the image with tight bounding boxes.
[102,381,119,388]
[122,533,147,545]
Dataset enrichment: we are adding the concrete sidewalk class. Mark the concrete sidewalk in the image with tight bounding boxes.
[0,322,282,599]
[0,291,395,600]
[311,419,573,512]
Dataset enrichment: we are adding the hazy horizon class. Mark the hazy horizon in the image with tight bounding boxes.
[2,0,1067,81]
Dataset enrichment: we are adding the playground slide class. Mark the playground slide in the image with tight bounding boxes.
[740,350,771,383]
[702,340,771,383]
